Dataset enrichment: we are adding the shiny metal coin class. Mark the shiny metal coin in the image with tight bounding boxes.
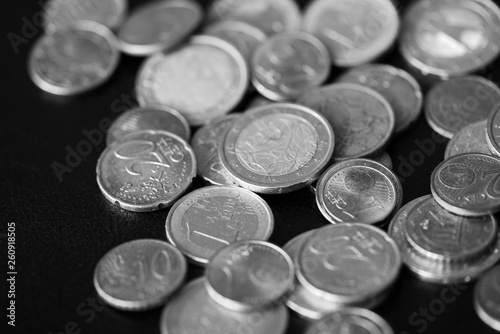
[220,103,335,194]
[29,20,120,95]
[94,239,186,311]
[316,159,402,225]
[374,152,393,170]
[474,265,500,331]
[487,103,500,157]
[296,224,401,303]
[165,186,274,265]
[303,0,399,67]
[400,0,500,78]
[136,35,248,126]
[160,278,289,334]
[337,64,423,135]
[445,120,491,159]
[44,0,127,33]
[425,76,500,139]
[431,153,500,216]
[106,105,190,146]
[206,0,301,35]
[96,130,196,212]
[298,83,395,161]
[251,31,330,101]
[191,114,240,186]
[205,240,294,311]
[118,0,202,56]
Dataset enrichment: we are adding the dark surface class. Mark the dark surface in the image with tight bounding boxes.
[2,0,500,333]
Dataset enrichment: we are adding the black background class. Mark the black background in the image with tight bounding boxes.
[2,0,500,333]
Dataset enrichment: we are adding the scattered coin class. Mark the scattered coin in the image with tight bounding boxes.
[445,120,491,159]
[373,152,393,170]
[487,103,500,157]
[246,95,275,110]
[475,265,500,331]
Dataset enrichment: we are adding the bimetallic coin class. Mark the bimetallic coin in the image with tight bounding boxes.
[106,105,190,146]
[205,240,294,311]
[29,20,120,95]
[431,153,500,216]
[487,103,500,157]
[118,0,202,56]
[136,35,248,126]
[425,76,500,139]
[400,0,500,78]
[298,84,395,161]
[316,159,402,225]
[220,103,335,194]
[96,130,196,212]
[160,278,289,334]
[475,266,500,331]
[445,120,491,159]
[374,152,393,170]
[94,239,186,311]
[303,0,399,67]
[165,186,274,265]
[337,64,423,135]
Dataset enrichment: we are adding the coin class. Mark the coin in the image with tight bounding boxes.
[303,0,399,67]
[316,159,402,225]
[400,0,500,78]
[220,103,335,194]
[28,20,120,95]
[191,114,240,186]
[431,153,500,216]
[94,239,186,311]
[247,95,274,110]
[106,105,191,146]
[251,31,331,101]
[425,76,500,139]
[475,265,500,331]
[44,0,127,33]
[298,83,395,161]
[136,35,248,126]
[445,120,491,159]
[165,186,274,265]
[337,64,423,135]
[373,152,393,170]
[118,0,202,56]
[96,130,196,212]
[487,103,500,157]
[296,224,401,303]
[205,240,294,311]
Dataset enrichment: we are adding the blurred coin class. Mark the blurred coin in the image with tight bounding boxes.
[29,20,120,95]
[431,153,500,216]
[298,83,395,161]
[251,31,331,101]
[96,130,196,212]
[374,152,393,170]
[475,265,500,331]
[118,0,202,56]
[487,103,500,157]
[220,103,335,194]
[425,76,500,138]
[160,278,289,334]
[165,186,274,265]
[400,0,500,78]
[136,35,248,126]
[445,120,491,159]
[337,64,423,135]
[94,239,186,311]
[303,0,399,67]
[106,105,190,146]
[247,95,274,110]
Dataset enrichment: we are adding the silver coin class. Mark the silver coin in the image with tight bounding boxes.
[425,76,500,139]
[96,130,196,212]
[316,159,402,225]
[247,95,275,110]
[487,103,500,157]
[337,64,423,135]
[373,152,393,170]
[191,114,240,186]
[431,153,500,216]
[94,239,186,311]
[474,265,500,331]
[298,83,395,162]
[106,105,191,146]
[205,240,294,311]
[303,0,399,67]
[296,224,401,303]
[118,0,202,56]
[160,278,289,334]
[400,0,500,78]
[445,120,491,159]
[44,0,127,33]
[220,103,335,194]
[136,35,248,126]
[165,186,274,265]
[29,20,120,95]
